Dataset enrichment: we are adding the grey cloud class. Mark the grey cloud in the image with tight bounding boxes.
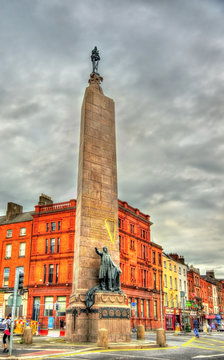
[0,0,224,276]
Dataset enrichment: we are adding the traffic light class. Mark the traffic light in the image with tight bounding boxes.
[55,303,59,311]
[18,272,24,290]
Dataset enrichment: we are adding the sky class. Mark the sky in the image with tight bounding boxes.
[0,0,224,277]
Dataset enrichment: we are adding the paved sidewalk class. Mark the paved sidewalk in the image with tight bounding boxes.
[0,334,159,359]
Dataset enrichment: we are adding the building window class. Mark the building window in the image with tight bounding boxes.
[46,223,49,232]
[142,245,145,259]
[171,296,174,308]
[176,295,178,308]
[147,300,150,318]
[130,239,135,250]
[130,224,134,234]
[119,235,121,251]
[164,261,166,268]
[57,238,60,253]
[19,243,26,257]
[142,230,146,239]
[50,238,55,253]
[164,274,167,288]
[154,301,158,319]
[131,267,135,282]
[141,299,144,317]
[58,221,61,231]
[45,239,48,254]
[118,218,123,228]
[165,293,168,307]
[48,265,54,283]
[3,268,10,287]
[56,264,59,284]
[159,254,161,266]
[44,296,53,316]
[170,276,172,289]
[174,265,176,272]
[51,222,56,231]
[20,227,26,236]
[179,267,181,275]
[153,252,156,264]
[184,281,186,292]
[183,269,185,276]
[6,229,12,238]
[153,272,156,289]
[179,279,182,289]
[135,299,139,317]
[175,278,177,290]
[57,296,66,316]
[5,244,12,259]
[43,265,46,284]
[169,263,172,270]
[143,270,146,287]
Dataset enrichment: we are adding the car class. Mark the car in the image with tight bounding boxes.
[0,318,5,331]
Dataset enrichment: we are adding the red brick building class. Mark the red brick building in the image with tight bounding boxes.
[118,200,163,330]
[27,195,76,329]
[0,202,33,318]
[0,196,163,330]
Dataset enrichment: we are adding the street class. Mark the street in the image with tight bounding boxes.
[1,332,224,360]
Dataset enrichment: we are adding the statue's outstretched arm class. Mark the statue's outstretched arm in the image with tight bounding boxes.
[95,247,102,256]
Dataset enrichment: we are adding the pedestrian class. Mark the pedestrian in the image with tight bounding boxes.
[2,314,11,353]
[60,319,64,330]
[206,323,211,333]
[193,317,199,338]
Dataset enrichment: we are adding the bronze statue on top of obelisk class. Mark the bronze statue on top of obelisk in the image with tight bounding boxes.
[65,48,131,343]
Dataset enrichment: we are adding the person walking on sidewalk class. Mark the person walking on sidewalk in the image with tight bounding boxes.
[2,314,11,353]
[193,317,200,338]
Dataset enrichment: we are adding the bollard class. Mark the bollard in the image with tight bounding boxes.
[23,326,33,344]
[136,324,145,340]
[97,328,108,349]
[156,328,166,347]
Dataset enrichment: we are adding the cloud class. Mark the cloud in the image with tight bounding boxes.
[0,0,224,277]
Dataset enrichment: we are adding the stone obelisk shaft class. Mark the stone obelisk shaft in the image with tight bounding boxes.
[72,74,119,295]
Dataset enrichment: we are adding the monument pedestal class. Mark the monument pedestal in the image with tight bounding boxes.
[66,292,131,343]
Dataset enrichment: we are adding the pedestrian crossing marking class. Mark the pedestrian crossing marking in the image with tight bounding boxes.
[183,337,224,352]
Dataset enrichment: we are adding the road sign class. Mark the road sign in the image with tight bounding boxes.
[7,294,22,308]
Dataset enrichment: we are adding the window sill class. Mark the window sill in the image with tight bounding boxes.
[19,256,25,258]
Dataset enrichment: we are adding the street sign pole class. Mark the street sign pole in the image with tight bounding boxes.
[9,269,19,356]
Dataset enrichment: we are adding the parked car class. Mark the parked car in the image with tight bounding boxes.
[0,318,5,331]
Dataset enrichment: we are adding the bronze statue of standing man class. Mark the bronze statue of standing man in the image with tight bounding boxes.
[95,246,121,291]
[91,46,100,75]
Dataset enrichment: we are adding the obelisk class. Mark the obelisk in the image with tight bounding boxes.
[66,48,131,342]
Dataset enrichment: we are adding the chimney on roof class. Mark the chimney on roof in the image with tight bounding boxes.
[6,202,23,221]
[169,253,179,261]
[179,256,185,264]
[38,194,53,205]
[206,270,215,279]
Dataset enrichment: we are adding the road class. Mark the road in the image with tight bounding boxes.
[1,331,224,359]
[40,333,224,360]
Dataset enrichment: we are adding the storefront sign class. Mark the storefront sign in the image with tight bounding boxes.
[165,309,174,314]
[190,311,197,316]
[205,315,216,319]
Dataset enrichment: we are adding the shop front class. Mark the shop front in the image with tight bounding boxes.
[165,308,175,330]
